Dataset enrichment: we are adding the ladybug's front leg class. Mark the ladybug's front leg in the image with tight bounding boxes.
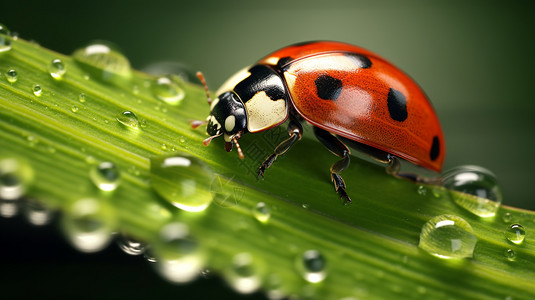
[313,127,352,204]
[257,118,303,178]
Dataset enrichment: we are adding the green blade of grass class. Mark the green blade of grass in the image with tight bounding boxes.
[1,35,534,300]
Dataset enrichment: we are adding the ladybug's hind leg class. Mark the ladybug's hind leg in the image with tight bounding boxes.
[257,117,303,178]
[313,127,352,204]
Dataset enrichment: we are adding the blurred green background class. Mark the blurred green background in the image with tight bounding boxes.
[0,0,533,299]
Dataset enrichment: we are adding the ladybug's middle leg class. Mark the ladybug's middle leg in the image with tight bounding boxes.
[313,127,352,204]
[257,118,303,178]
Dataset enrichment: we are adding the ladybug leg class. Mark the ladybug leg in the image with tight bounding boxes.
[386,155,439,184]
[313,127,352,204]
[257,118,303,178]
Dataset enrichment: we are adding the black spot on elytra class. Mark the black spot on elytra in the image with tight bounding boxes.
[344,53,372,68]
[387,88,407,122]
[234,65,287,102]
[315,75,343,100]
[430,136,440,161]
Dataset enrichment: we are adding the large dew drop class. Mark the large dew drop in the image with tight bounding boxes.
[441,165,502,218]
[89,161,121,191]
[72,41,132,84]
[299,250,327,283]
[419,214,477,259]
[61,198,116,253]
[0,157,34,200]
[48,58,67,79]
[226,252,261,294]
[505,224,525,245]
[150,154,214,212]
[152,222,203,284]
[5,69,17,83]
[152,76,185,106]
[0,23,12,53]
[116,111,140,129]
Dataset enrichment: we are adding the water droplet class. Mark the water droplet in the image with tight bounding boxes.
[32,84,42,96]
[117,234,146,255]
[441,165,502,217]
[5,69,17,83]
[504,248,516,261]
[72,41,132,84]
[150,154,214,212]
[116,111,139,129]
[265,274,285,300]
[0,198,18,218]
[299,250,327,283]
[505,224,525,245]
[0,157,34,200]
[71,105,79,113]
[161,144,168,151]
[90,162,121,191]
[0,23,12,53]
[152,76,185,106]
[61,198,116,253]
[48,58,66,79]
[23,197,53,226]
[26,135,38,147]
[143,61,198,83]
[153,222,203,284]
[227,252,260,294]
[502,212,512,223]
[417,185,428,196]
[419,215,477,259]
[253,202,271,223]
[78,93,86,103]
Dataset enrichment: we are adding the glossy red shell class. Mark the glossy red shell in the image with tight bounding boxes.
[258,41,445,172]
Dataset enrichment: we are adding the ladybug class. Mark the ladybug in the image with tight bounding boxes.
[195,41,445,204]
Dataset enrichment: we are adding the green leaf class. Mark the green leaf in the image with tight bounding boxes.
[1,35,534,300]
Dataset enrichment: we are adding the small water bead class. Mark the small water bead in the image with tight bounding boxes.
[5,69,17,83]
[502,212,512,223]
[227,252,261,294]
[152,76,185,106]
[253,202,271,223]
[299,250,327,283]
[48,58,66,79]
[32,84,42,96]
[23,197,53,226]
[0,198,18,218]
[61,198,116,253]
[504,249,516,261]
[153,222,203,284]
[90,162,121,192]
[72,41,132,84]
[150,154,214,212]
[116,111,140,129]
[441,165,502,218]
[0,157,34,200]
[71,105,79,113]
[419,215,477,259]
[78,93,86,103]
[117,234,146,256]
[505,224,525,245]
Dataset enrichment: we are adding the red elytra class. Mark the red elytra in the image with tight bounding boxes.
[258,41,445,172]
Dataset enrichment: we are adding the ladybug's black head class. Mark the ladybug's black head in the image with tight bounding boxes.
[206,91,247,140]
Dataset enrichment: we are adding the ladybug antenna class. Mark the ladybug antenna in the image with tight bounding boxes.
[232,134,244,160]
[203,133,222,146]
[196,71,212,105]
